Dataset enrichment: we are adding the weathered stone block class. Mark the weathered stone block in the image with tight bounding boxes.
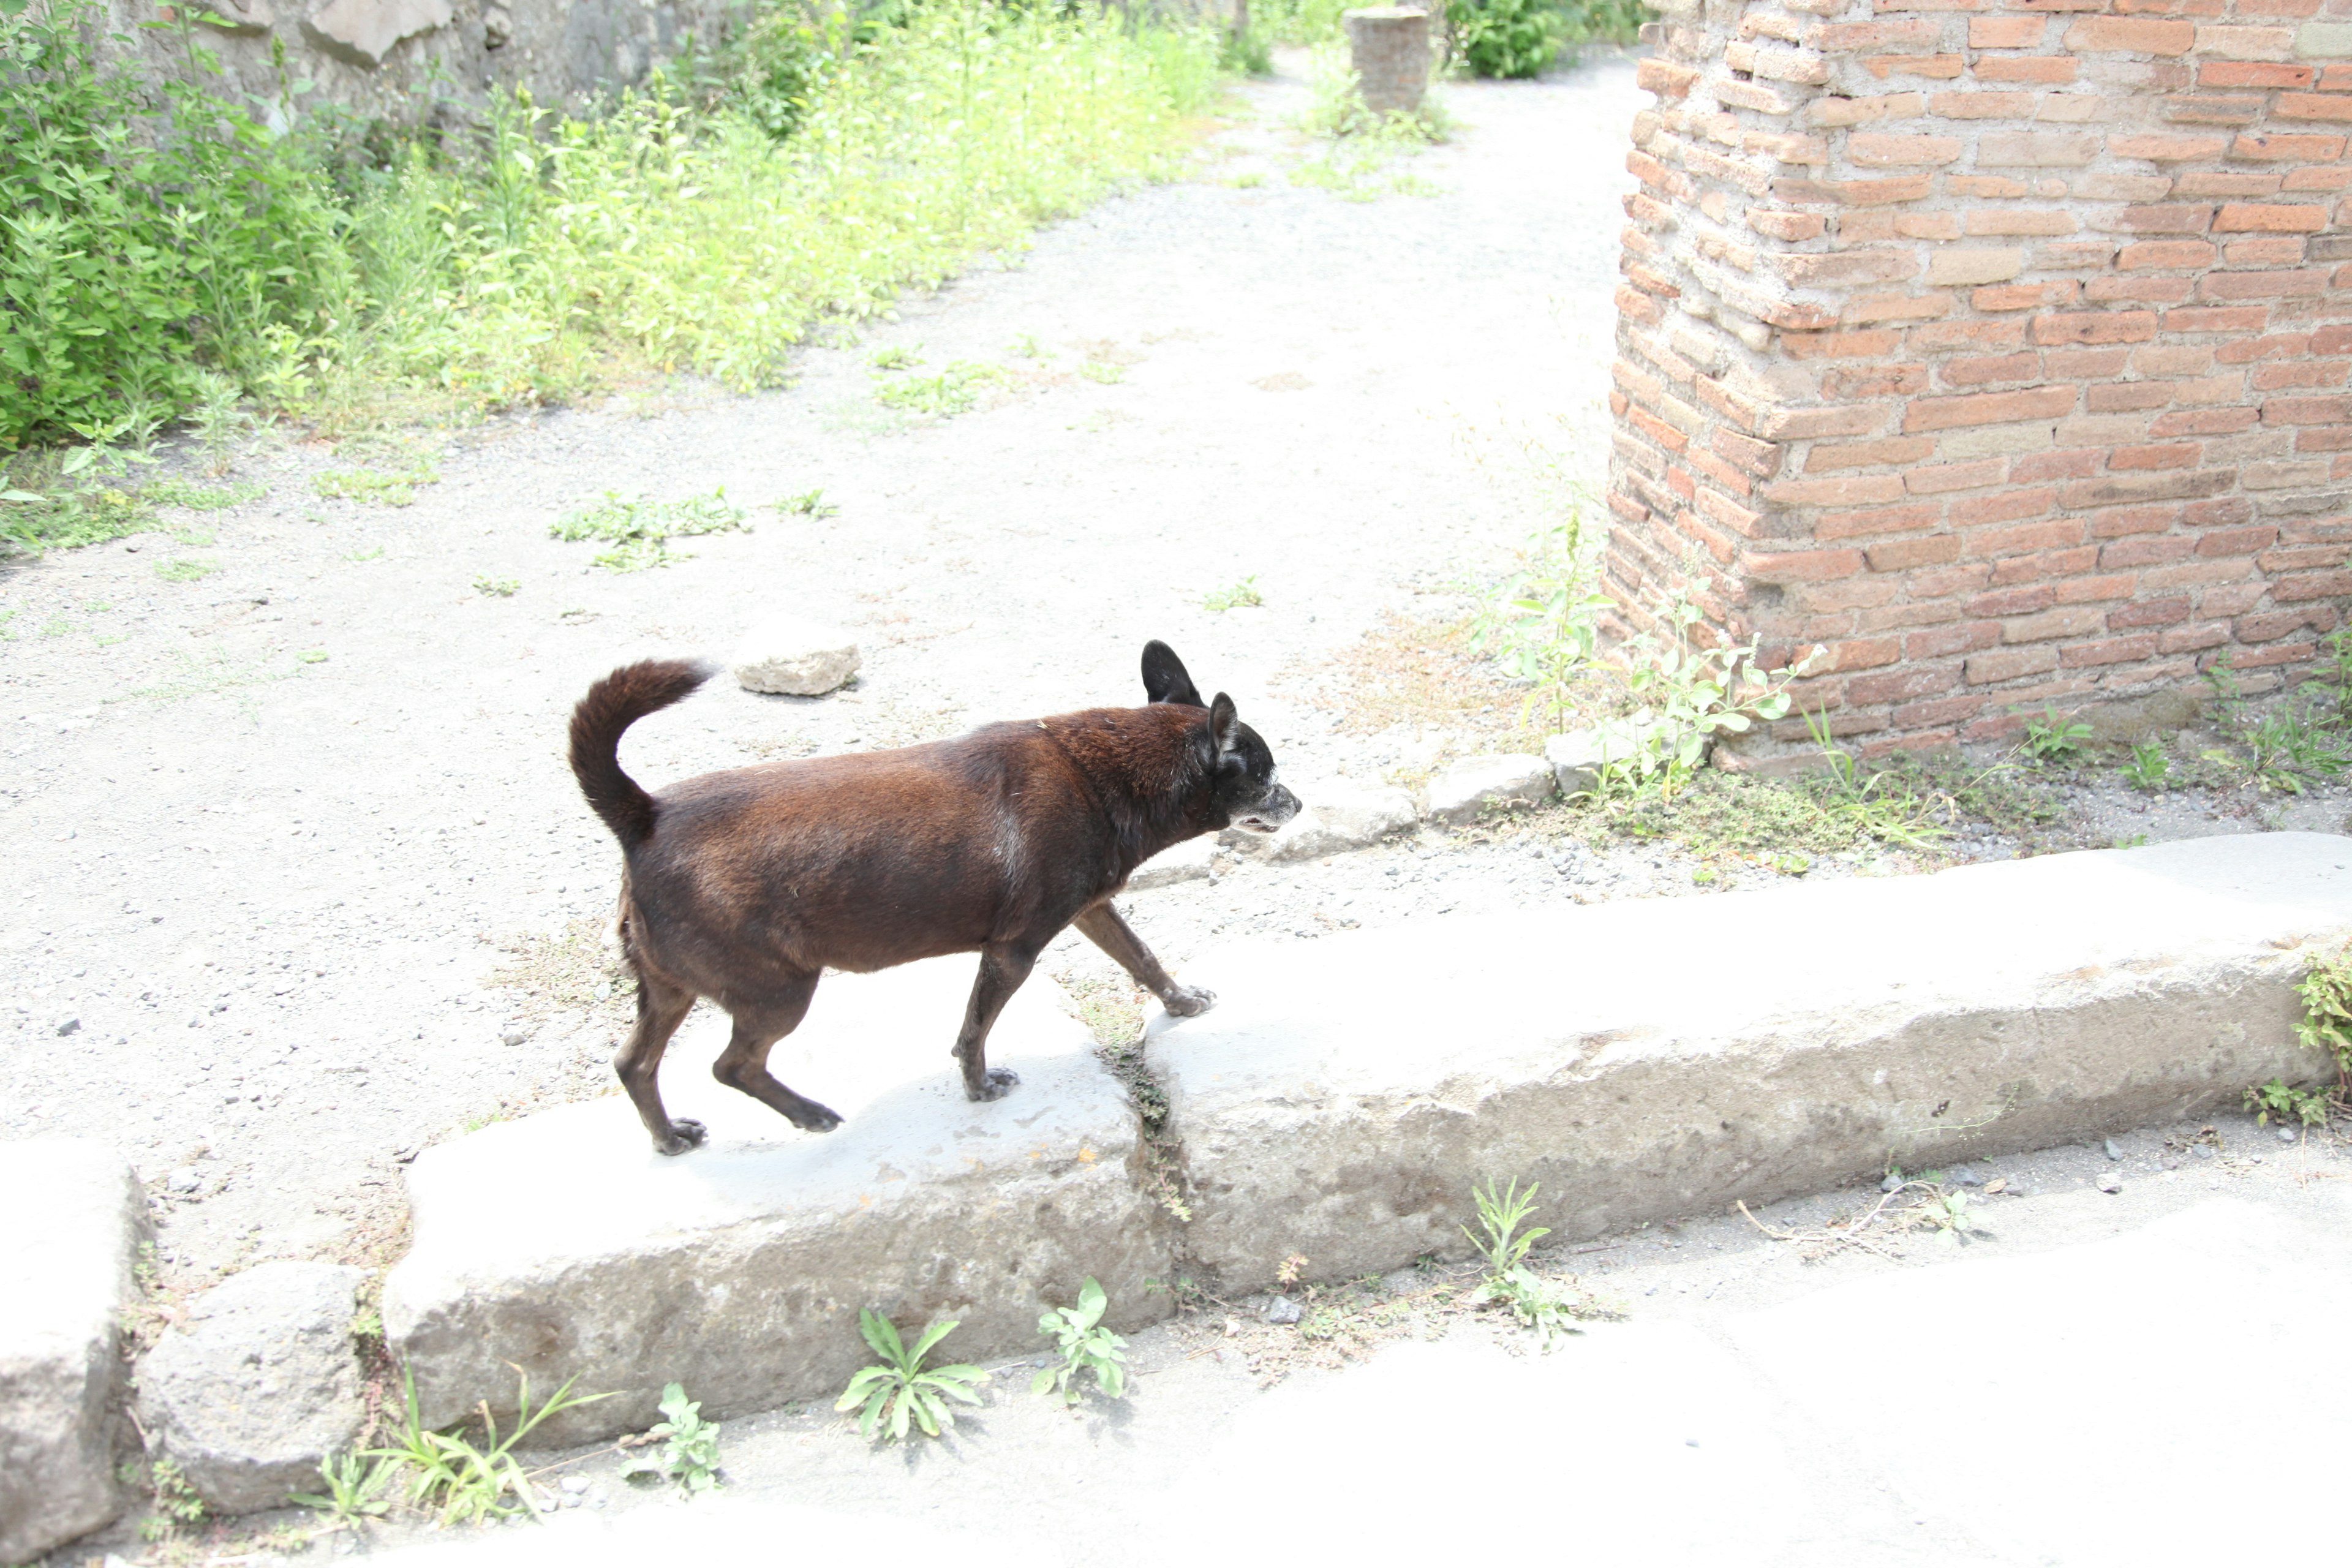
[1427,754,1557,824]
[0,1140,146,1566]
[1343,7,1430,116]
[300,0,452,68]
[1147,835,2352,1293]
[384,960,1170,1442]
[135,1263,369,1515]
[732,615,861,696]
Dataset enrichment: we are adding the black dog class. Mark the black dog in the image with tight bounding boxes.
[568,641,1300,1153]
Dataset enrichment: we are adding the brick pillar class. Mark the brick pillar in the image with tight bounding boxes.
[1606,0,2352,760]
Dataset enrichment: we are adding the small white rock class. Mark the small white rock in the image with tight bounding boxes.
[732,615,860,696]
[1265,784,1417,862]
[1427,755,1556,825]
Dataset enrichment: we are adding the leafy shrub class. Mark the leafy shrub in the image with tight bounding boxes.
[835,1310,988,1442]
[1447,0,1562,78]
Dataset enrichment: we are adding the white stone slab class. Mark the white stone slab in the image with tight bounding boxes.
[1146,834,2352,1291]
[384,959,1169,1441]
[0,1139,146,1565]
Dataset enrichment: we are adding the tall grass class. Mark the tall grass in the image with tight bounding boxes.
[0,0,1222,452]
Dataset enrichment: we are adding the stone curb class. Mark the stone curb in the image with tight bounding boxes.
[1146,834,2351,1292]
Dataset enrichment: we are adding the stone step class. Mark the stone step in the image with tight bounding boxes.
[383,959,1169,1442]
[1145,832,2352,1293]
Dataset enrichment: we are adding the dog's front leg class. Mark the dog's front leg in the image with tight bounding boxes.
[953,943,1037,1101]
[1073,903,1215,1017]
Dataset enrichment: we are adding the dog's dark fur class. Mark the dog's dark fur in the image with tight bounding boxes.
[568,641,1300,1154]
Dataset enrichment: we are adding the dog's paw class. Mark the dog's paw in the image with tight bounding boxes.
[965,1067,1020,1102]
[1164,986,1217,1017]
[654,1118,708,1157]
[791,1101,845,1134]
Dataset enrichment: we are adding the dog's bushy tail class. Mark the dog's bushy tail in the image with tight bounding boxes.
[569,658,716,852]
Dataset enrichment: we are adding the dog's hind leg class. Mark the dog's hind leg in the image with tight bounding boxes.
[711,972,844,1134]
[951,942,1038,1102]
[1073,903,1215,1018]
[617,973,704,1156]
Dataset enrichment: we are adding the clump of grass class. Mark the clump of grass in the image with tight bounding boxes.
[144,478,266,511]
[1204,575,1264,612]
[875,360,1010,418]
[473,576,519,597]
[549,488,748,571]
[155,557,217,582]
[356,1369,611,1526]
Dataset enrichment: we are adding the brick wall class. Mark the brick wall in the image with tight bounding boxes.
[1605,0,2352,756]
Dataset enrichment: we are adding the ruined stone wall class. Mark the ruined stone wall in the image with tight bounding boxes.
[1607,0,2352,756]
[114,0,740,127]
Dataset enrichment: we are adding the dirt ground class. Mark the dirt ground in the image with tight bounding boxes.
[6,48,2352,1562]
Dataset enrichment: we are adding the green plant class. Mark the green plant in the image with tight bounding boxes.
[1604,597,1819,790]
[473,576,520,597]
[1204,575,1264,611]
[619,1382,723,1495]
[1803,708,1951,850]
[1460,1178,1586,1348]
[145,478,265,511]
[2019,703,2095,763]
[314,454,439,507]
[1032,1278,1129,1406]
[1473,510,1610,736]
[2121,740,2172,792]
[2243,1077,2332,1129]
[875,360,1009,417]
[1447,0,1562,77]
[156,557,217,582]
[2296,946,2352,1082]
[869,345,924,371]
[834,1311,988,1442]
[550,488,749,571]
[1913,1185,1986,1245]
[138,1456,208,1540]
[290,1452,396,1526]
[366,1367,612,1525]
[775,488,837,518]
[1080,360,1126,384]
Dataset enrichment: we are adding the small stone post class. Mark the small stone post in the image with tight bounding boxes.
[1343,7,1428,117]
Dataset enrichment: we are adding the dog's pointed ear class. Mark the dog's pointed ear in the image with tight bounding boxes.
[1142,640,1204,707]
[1208,692,1240,756]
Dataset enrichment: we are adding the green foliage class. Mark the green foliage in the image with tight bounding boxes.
[1252,0,1354,45]
[2244,1077,2331,1129]
[364,1367,612,1526]
[774,487,837,518]
[290,1452,397,1526]
[2120,740,2172,792]
[1460,1178,1588,1348]
[2,0,1216,452]
[155,557,217,582]
[145,478,265,511]
[1032,1278,1129,1405]
[1204,575,1264,611]
[549,487,748,571]
[1447,0,1562,77]
[1473,511,1610,736]
[2296,946,2352,1077]
[835,1310,989,1442]
[620,1382,723,1495]
[1801,708,1952,850]
[868,345,923,371]
[1599,597,1817,791]
[0,2,351,449]
[874,360,1009,417]
[472,576,519,597]
[2019,703,2094,763]
[1080,359,1126,384]
[314,454,439,507]
[137,1456,208,1540]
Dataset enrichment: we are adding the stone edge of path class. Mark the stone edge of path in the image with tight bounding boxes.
[0,1139,148,1567]
[1145,832,2352,1292]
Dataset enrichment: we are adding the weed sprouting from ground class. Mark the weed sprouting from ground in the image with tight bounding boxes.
[1460,1178,1607,1348]
[873,360,1011,418]
[1034,1278,1129,1404]
[360,1368,612,1525]
[836,1312,987,1443]
[1204,575,1264,612]
[549,488,748,571]
[1068,969,1193,1222]
[619,1383,723,1494]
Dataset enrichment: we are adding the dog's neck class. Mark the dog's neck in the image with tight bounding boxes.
[1036,705,1219,875]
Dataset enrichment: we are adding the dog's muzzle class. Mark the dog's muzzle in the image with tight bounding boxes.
[1236,783,1303,835]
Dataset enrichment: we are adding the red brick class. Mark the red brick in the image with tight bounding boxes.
[1743,548,1870,582]
[2277,92,2352,121]
[1904,385,2079,431]
[2262,394,2352,424]
[1847,666,1961,705]
[1970,584,2059,619]
[2060,635,2162,666]
[2110,442,2203,469]
[2010,449,2106,483]
[1819,502,1944,540]
[2067,16,2196,53]
[1806,436,1939,471]
[2089,382,2177,412]
[2196,525,2282,555]
[2118,240,2218,268]
[2237,607,2338,641]
[2152,407,2261,435]
[1943,352,2043,386]
[2200,61,2312,89]
[2214,203,2331,232]
[1905,623,2002,659]
[1972,518,2087,554]
[2165,306,2272,333]
[1866,534,1964,570]
[1909,458,2008,493]
[2271,569,2352,601]
[2223,238,2313,267]
[2119,205,2215,233]
[2059,470,2239,507]
[1950,486,2059,526]
[2109,595,2194,626]
[1978,56,2079,83]
[1970,15,2046,46]
[2002,605,2109,642]
[1966,646,2062,683]
[1827,636,1904,672]
[2112,134,2230,160]
[2159,622,2232,653]
[2031,311,2160,344]
[2232,132,2348,160]
[2253,360,2351,390]
[1637,57,1701,99]
[2101,537,2196,567]
[1783,329,1903,359]
[1891,695,1989,729]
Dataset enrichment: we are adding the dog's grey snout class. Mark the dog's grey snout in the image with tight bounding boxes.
[1265,782,1302,826]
